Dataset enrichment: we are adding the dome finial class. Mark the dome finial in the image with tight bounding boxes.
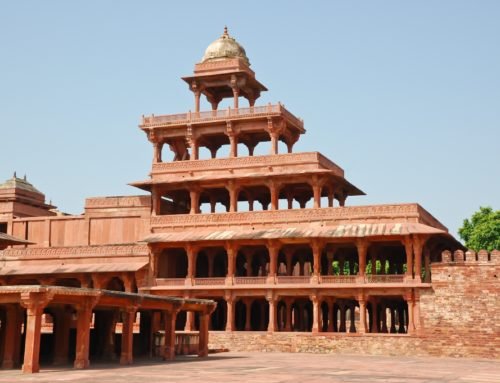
[223,25,228,37]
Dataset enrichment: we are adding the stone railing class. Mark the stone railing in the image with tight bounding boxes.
[320,275,357,284]
[151,203,426,230]
[364,275,405,283]
[233,276,267,285]
[276,276,311,284]
[151,151,344,177]
[141,103,303,130]
[193,277,225,286]
[155,278,186,286]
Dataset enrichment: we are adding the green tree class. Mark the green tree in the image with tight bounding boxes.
[458,206,500,251]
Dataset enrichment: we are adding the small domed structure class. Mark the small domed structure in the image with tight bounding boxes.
[201,27,250,65]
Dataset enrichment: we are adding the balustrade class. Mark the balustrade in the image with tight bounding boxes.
[233,276,268,285]
[193,278,226,286]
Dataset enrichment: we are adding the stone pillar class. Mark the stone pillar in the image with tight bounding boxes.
[227,182,238,213]
[269,132,279,155]
[339,304,346,332]
[151,186,162,216]
[311,295,320,333]
[2,304,23,369]
[163,309,178,361]
[413,236,424,282]
[53,307,72,365]
[232,87,239,109]
[189,138,199,161]
[184,310,194,332]
[189,189,200,214]
[326,250,334,275]
[327,187,334,207]
[327,300,335,332]
[404,237,413,279]
[21,293,50,373]
[267,295,276,332]
[371,300,379,333]
[245,251,254,277]
[413,292,421,333]
[398,305,406,333]
[269,181,279,211]
[312,178,321,209]
[390,307,397,333]
[370,250,377,275]
[285,299,293,331]
[225,296,235,331]
[284,249,294,276]
[357,239,368,277]
[228,132,238,158]
[349,305,356,333]
[245,299,252,331]
[406,294,415,335]
[153,142,163,163]
[268,242,279,281]
[186,245,197,282]
[423,248,431,283]
[74,298,96,369]
[380,303,388,333]
[198,312,210,357]
[194,90,201,112]
[358,297,367,334]
[311,240,322,278]
[226,243,237,283]
[120,309,136,365]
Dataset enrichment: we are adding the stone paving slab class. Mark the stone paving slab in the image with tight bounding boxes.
[0,352,498,383]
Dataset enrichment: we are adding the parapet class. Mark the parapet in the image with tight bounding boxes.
[440,249,499,263]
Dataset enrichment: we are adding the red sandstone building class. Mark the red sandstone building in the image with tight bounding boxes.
[0,28,498,372]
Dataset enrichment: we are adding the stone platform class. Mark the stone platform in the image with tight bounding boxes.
[0,352,498,383]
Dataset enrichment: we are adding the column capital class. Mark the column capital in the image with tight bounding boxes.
[266,290,276,302]
[20,291,53,312]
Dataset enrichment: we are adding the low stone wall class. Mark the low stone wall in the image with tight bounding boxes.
[210,250,500,359]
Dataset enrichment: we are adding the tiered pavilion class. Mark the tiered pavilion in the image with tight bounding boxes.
[0,28,462,372]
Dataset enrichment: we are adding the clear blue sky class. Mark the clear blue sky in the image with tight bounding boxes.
[1,1,499,238]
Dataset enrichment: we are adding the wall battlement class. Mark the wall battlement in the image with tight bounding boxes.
[439,249,499,263]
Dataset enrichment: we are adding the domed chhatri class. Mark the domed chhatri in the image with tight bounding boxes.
[201,26,250,65]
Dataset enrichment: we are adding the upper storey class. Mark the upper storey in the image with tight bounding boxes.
[140,28,305,163]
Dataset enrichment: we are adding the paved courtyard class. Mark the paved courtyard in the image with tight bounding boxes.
[0,352,498,383]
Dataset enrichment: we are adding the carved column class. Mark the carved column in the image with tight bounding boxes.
[311,177,321,209]
[225,294,234,331]
[356,239,368,277]
[338,303,346,332]
[327,299,335,332]
[269,181,280,211]
[349,304,356,333]
[151,185,162,216]
[227,131,238,158]
[268,241,280,281]
[225,243,238,283]
[327,250,334,275]
[358,295,367,334]
[267,293,277,333]
[189,189,200,214]
[285,298,293,331]
[403,237,414,279]
[74,298,97,369]
[380,303,388,333]
[405,292,415,335]
[186,245,197,282]
[198,312,211,357]
[194,89,201,112]
[163,308,179,361]
[232,86,239,109]
[311,240,322,279]
[284,248,294,276]
[413,236,425,282]
[423,247,431,282]
[21,292,51,373]
[120,309,137,365]
[371,299,379,333]
[226,181,238,213]
[311,295,320,333]
[153,141,163,163]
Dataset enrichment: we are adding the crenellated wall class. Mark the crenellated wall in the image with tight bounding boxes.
[209,249,500,359]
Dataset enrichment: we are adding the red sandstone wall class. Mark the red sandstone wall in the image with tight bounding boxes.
[209,250,500,359]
